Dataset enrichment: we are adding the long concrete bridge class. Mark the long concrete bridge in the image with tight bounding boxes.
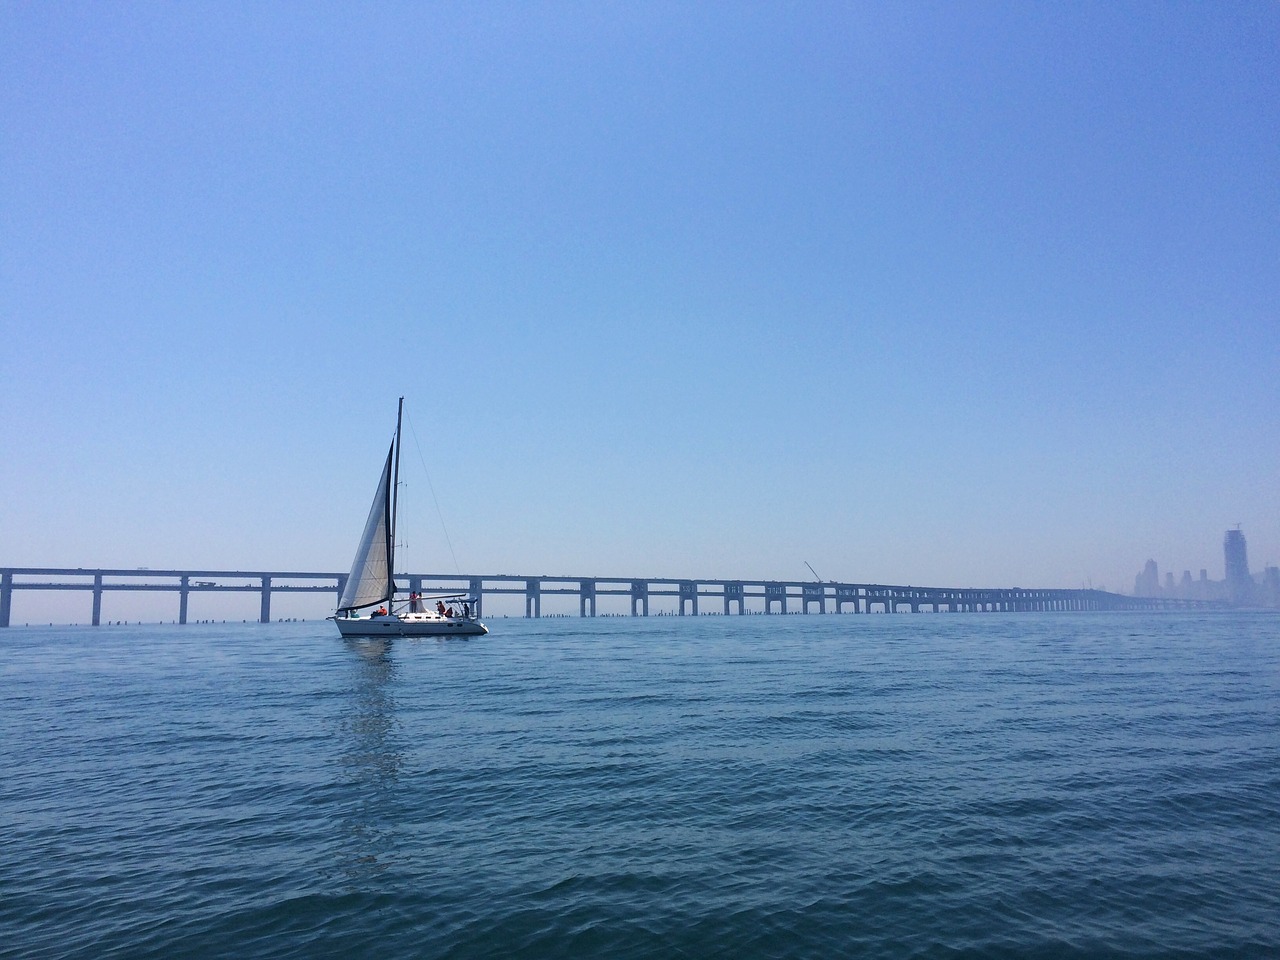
[0,567,1221,626]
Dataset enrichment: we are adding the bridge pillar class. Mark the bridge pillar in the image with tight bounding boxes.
[260,576,271,623]
[525,579,541,618]
[835,586,859,613]
[470,578,484,618]
[1,571,11,627]
[630,581,648,616]
[580,580,597,617]
[92,574,103,626]
[179,575,189,625]
[724,582,744,615]
[679,581,698,616]
[802,584,825,614]
[765,583,786,614]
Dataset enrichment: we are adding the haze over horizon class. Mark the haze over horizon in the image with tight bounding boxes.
[3,2,1277,616]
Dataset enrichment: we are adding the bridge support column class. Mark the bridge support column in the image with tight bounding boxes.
[0,571,11,628]
[470,578,484,618]
[630,581,648,616]
[802,585,825,614]
[260,576,271,623]
[179,575,189,625]
[525,580,541,618]
[92,574,103,626]
[580,580,596,617]
[835,588,858,613]
[679,581,697,616]
[765,583,786,614]
[724,582,744,615]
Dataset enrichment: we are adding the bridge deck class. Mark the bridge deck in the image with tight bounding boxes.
[0,567,1221,626]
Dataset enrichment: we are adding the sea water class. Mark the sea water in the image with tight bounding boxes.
[2,613,1278,959]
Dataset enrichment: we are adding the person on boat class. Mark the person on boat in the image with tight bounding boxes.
[436,600,447,616]
[409,591,421,612]
[462,601,471,618]
[375,605,388,617]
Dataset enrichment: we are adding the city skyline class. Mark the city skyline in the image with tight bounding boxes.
[1133,526,1280,608]
[3,4,1277,607]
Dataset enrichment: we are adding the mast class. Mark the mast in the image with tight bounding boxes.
[389,396,404,602]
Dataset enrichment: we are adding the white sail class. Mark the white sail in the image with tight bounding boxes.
[337,443,394,611]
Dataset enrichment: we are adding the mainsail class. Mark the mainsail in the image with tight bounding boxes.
[337,442,394,611]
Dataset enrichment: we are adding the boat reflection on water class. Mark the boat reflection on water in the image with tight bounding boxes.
[336,636,402,880]
[345,636,392,663]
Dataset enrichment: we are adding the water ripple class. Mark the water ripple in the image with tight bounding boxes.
[2,614,1278,958]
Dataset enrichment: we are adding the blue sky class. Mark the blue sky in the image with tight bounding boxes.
[3,1,1277,615]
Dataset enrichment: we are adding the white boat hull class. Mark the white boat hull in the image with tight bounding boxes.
[334,612,488,638]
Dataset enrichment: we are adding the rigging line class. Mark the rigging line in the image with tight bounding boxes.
[404,411,462,575]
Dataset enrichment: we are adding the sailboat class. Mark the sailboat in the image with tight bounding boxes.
[332,398,488,638]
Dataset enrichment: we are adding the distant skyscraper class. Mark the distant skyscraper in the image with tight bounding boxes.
[1224,528,1251,604]
[1264,566,1280,608]
[1134,559,1160,597]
